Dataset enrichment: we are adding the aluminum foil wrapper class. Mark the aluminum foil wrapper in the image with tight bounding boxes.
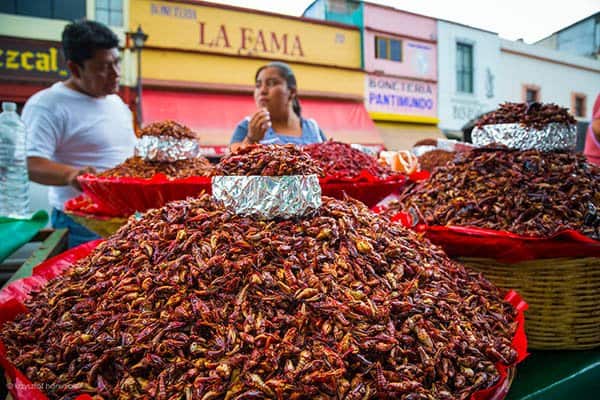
[135,135,200,162]
[471,123,576,151]
[411,145,437,157]
[350,143,378,157]
[212,175,322,219]
[437,139,460,151]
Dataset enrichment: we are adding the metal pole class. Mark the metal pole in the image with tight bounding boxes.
[136,49,143,127]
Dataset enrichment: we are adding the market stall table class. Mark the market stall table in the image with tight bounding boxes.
[506,350,600,399]
[0,211,49,265]
[0,228,67,288]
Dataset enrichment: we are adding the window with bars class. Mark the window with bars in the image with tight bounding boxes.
[0,0,85,21]
[572,93,586,117]
[526,88,539,103]
[375,36,402,62]
[456,42,473,93]
[96,0,123,27]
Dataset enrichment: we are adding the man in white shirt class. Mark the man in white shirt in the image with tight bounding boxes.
[23,20,136,248]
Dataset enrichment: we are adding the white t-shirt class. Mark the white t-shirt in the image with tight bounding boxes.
[23,82,136,210]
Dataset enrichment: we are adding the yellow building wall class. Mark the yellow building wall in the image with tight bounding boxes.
[130,0,364,97]
[131,0,360,68]
[142,50,364,98]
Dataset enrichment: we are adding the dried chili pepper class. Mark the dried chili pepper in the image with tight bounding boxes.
[386,145,600,239]
[216,144,322,176]
[98,155,215,179]
[1,195,519,399]
[475,102,576,130]
[418,150,456,172]
[304,141,397,179]
[140,120,199,139]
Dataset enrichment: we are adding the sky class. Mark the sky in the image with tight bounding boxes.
[204,0,599,43]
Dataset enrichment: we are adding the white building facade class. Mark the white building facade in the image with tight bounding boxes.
[437,20,501,135]
[498,39,600,120]
[438,19,600,143]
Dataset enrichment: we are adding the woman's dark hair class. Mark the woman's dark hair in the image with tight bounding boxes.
[255,61,302,117]
[62,20,119,66]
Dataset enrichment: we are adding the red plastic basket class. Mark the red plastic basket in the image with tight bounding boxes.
[319,170,410,208]
[64,194,121,217]
[64,195,128,237]
[0,241,527,400]
[78,174,212,216]
[384,209,600,263]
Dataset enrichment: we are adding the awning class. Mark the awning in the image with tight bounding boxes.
[142,89,383,152]
[300,99,383,146]
[375,121,445,151]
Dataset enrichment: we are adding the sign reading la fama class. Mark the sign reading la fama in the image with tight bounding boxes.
[133,0,360,68]
[198,23,304,57]
[147,3,304,56]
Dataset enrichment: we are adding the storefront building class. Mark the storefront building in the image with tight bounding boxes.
[0,36,69,105]
[436,20,501,139]
[535,11,599,60]
[0,0,133,109]
[0,0,132,214]
[498,39,600,150]
[130,0,383,154]
[304,0,443,150]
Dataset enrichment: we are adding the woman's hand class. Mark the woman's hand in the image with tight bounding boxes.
[247,108,271,143]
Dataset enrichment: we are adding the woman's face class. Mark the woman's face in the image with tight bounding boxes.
[254,67,294,116]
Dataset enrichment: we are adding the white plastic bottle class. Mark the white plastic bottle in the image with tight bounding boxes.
[0,102,30,218]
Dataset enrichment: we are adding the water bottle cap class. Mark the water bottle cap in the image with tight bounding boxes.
[2,102,17,112]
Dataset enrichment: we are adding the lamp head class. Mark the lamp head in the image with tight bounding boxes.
[131,25,148,50]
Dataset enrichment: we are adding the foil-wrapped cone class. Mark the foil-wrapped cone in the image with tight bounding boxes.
[135,135,200,162]
[471,123,576,151]
[212,175,321,219]
[350,143,378,157]
[411,145,437,157]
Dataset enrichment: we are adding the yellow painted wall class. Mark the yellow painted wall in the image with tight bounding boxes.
[130,0,361,69]
[369,112,439,124]
[142,50,364,97]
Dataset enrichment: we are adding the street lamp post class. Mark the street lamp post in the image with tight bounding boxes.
[130,26,148,128]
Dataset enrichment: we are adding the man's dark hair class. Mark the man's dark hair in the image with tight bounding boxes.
[62,20,119,66]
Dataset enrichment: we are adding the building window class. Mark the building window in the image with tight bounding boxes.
[375,36,402,62]
[571,93,586,118]
[522,84,540,103]
[456,42,473,93]
[96,0,123,27]
[526,89,538,102]
[0,0,86,20]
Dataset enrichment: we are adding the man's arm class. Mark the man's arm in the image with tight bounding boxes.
[27,156,95,191]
